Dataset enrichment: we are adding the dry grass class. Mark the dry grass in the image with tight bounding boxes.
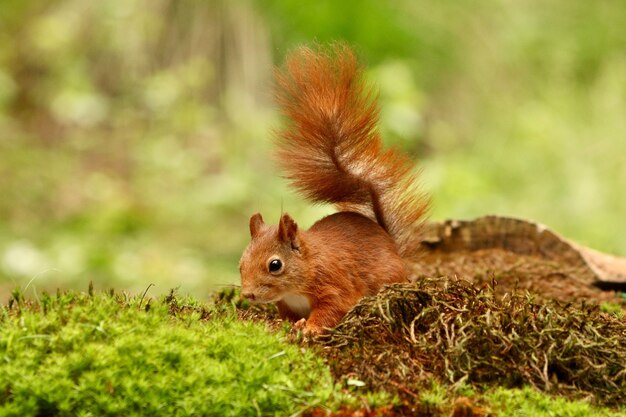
[319,278,626,407]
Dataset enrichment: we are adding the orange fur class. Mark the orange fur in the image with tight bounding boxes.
[239,45,429,335]
[275,44,429,258]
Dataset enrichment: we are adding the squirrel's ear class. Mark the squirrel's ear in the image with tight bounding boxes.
[278,213,299,249]
[249,213,265,238]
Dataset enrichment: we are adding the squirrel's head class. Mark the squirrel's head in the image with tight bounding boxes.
[239,212,307,303]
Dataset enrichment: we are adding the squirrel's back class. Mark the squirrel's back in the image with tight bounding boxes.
[306,211,408,294]
[275,44,429,258]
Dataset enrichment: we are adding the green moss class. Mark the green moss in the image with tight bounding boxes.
[419,380,446,408]
[488,387,626,417]
[600,302,625,319]
[0,290,354,416]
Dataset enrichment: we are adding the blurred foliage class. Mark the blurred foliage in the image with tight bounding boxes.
[0,0,625,297]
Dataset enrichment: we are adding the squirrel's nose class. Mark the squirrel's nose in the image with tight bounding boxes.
[242,292,256,301]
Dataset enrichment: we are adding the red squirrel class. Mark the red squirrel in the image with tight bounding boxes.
[239,45,429,335]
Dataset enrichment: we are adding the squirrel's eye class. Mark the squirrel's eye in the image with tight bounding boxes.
[268,259,283,274]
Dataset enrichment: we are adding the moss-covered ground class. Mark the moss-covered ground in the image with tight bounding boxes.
[1,285,625,417]
[0,289,367,416]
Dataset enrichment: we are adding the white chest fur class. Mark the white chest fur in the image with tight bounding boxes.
[281,293,311,319]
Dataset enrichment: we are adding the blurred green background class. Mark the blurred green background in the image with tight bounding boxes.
[1,0,625,299]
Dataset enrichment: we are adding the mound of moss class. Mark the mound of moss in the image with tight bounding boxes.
[320,278,626,407]
[0,289,353,416]
[2,283,625,417]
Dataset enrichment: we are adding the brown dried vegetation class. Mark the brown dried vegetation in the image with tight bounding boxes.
[319,278,626,407]
[414,248,626,307]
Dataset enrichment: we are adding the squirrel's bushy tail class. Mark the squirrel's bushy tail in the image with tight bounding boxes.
[275,44,429,258]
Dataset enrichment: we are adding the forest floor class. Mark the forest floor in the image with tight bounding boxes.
[1,249,625,416]
[231,280,626,416]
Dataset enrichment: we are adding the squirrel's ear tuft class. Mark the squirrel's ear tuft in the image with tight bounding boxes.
[249,213,265,238]
[278,213,299,248]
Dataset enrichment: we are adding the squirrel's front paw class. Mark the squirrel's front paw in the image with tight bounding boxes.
[303,323,323,336]
[291,318,322,338]
[293,318,307,331]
